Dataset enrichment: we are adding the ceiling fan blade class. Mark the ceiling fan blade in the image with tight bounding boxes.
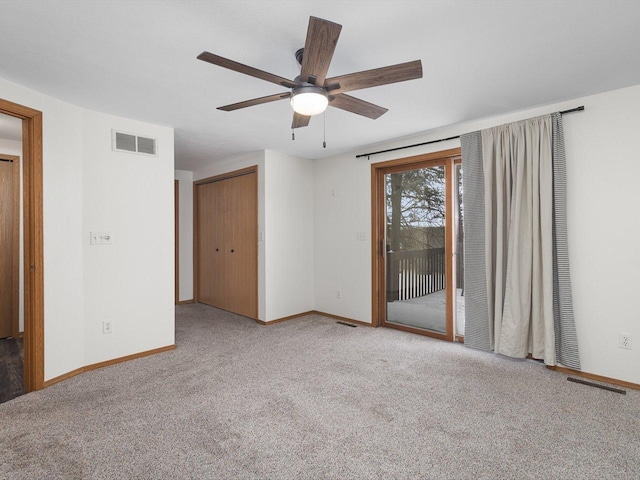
[198,51,300,89]
[292,112,311,129]
[218,92,292,112]
[324,60,423,95]
[299,17,342,86]
[329,94,388,119]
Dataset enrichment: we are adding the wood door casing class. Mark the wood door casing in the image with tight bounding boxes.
[0,98,45,392]
[174,180,179,305]
[195,169,258,319]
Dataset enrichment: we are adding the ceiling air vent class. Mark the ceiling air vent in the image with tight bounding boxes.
[112,130,158,156]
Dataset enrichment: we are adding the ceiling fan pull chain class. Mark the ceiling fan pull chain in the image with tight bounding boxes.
[323,111,327,148]
[292,128,295,141]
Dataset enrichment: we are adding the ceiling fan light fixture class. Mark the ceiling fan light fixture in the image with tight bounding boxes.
[290,86,329,116]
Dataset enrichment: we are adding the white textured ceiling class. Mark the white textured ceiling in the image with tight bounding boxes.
[1,0,640,170]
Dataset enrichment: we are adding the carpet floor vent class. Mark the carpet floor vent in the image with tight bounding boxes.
[567,377,626,395]
[336,321,357,328]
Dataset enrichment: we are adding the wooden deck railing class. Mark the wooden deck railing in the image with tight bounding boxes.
[386,248,446,301]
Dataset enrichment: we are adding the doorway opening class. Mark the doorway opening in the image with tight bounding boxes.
[0,150,22,403]
[0,152,20,339]
[0,98,44,393]
[371,148,463,342]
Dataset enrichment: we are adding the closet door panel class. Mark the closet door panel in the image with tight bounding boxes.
[197,180,228,310]
[196,170,258,319]
[227,173,258,318]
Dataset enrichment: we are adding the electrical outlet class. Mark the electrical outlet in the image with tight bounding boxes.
[337,289,342,299]
[103,321,113,334]
[619,333,632,350]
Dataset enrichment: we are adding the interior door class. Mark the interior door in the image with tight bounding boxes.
[226,173,258,318]
[0,156,18,338]
[196,179,228,309]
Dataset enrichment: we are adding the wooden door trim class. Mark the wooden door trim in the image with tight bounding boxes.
[443,153,456,341]
[0,153,20,338]
[193,179,199,304]
[174,180,179,305]
[194,165,257,186]
[371,148,461,342]
[0,97,44,392]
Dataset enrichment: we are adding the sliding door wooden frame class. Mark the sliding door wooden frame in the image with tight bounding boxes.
[371,148,461,342]
[0,98,44,391]
[453,157,463,343]
[193,165,258,312]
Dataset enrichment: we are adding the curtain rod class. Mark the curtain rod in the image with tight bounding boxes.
[356,106,585,159]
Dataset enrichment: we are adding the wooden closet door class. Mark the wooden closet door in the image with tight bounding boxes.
[196,170,257,319]
[197,179,229,310]
[226,173,258,318]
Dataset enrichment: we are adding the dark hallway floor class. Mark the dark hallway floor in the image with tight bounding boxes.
[0,337,24,404]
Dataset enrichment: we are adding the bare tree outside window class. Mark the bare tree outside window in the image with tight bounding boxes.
[386,166,446,252]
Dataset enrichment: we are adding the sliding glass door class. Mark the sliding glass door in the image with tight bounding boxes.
[372,149,462,342]
[385,165,448,333]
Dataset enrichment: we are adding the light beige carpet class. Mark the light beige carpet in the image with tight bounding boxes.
[1,303,638,479]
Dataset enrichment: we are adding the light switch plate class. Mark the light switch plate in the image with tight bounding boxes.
[90,231,112,245]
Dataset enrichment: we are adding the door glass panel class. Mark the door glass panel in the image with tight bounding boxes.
[385,165,446,333]
[454,163,465,337]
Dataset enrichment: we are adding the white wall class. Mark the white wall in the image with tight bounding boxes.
[313,149,372,322]
[314,84,640,385]
[0,137,24,333]
[0,76,175,381]
[1,78,86,380]
[193,152,267,321]
[174,169,193,302]
[562,86,640,385]
[82,110,175,365]
[264,150,314,321]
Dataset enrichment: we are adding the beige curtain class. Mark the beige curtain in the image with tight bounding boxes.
[481,115,556,365]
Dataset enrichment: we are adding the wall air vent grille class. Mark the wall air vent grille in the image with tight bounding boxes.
[137,136,156,155]
[115,132,136,152]
[112,130,158,156]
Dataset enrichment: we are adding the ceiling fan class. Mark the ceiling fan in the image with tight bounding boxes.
[197,16,423,129]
